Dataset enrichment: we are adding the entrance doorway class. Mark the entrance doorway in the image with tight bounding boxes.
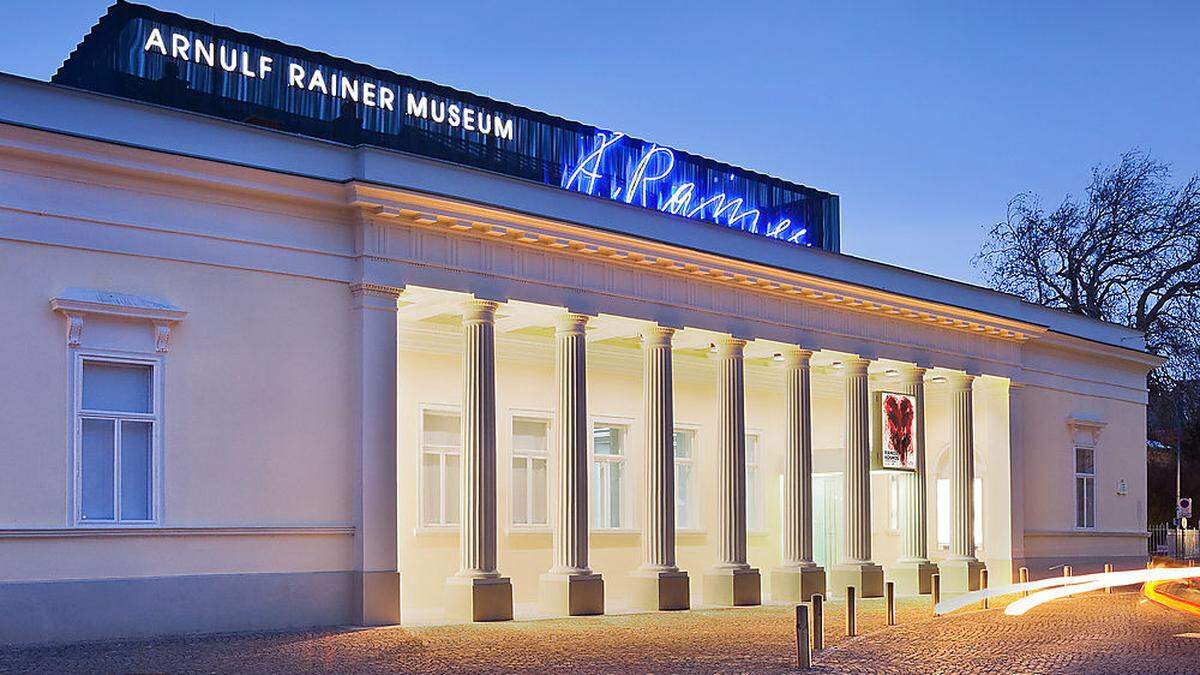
[812,473,843,569]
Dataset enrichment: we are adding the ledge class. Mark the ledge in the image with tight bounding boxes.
[1025,529,1149,538]
[0,525,355,539]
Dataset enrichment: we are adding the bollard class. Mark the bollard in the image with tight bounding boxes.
[886,581,896,626]
[812,594,824,651]
[846,586,858,637]
[931,573,941,613]
[1104,563,1113,594]
[1019,567,1029,597]
[1064,565,1072,578]
[795,604,811,670]
[981,569,989,609]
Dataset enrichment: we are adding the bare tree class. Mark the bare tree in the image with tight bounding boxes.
[974,151,1200,402]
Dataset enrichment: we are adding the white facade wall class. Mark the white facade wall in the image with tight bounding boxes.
[0,76,1158,643]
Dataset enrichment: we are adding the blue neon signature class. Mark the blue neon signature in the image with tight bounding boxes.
[563,132,809,245]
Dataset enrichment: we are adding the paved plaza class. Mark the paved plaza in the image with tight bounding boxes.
[1,591,1198,673]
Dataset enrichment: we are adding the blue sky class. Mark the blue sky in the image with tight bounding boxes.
[2,1,1197,283]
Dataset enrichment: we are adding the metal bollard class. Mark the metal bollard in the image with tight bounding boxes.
[885,581,896,626]
[981,569,989,609]
[795,604,811,670]
[1064,565,1072,578]
[1019,566,1029,597]
[846,586,858,637]
[1104,563,1113,593]
[931,573,941,613]
[812,594,824,651]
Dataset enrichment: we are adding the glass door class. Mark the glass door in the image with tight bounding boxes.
[812,473,843,569]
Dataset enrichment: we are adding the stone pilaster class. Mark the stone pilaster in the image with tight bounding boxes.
[539,313,604,616]
[888,366,939,595]
[772,348,826,603]
[704,338,760,606]
[445,299,513,622]
[829,357,884,598]
[941,372,985,593]
[350,283,402,626]
[630,325,689,611]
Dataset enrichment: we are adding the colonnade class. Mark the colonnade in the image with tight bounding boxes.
[437,300,984,621]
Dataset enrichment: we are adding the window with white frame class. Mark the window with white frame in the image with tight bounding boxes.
[76,357,158,524]
[421,410,461,527]
[511,416,550,527]
[674,428,697,529]
[592,423,627,529]
[745,432,763,532]
[887,475,900,533]
[1075,447,1096,529]
[936,476,984,547]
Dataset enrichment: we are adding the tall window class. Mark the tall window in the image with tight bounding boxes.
[745,433,763,532]
[1075,447,1096,529]
[76,358,157,523]
[887,475,901,533]
[937,476,985,547]
[511,417,549,527]
[421,410,461,527]
[592,423,627,529]
[674,429,697,529]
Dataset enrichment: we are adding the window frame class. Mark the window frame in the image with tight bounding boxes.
[745,429,765,535]
[1074,446,1097,530]
[673,424,701,532]
[590,416,634,532]
[508,409,553,532]
[71,350,163,527]
[418,403,463,531]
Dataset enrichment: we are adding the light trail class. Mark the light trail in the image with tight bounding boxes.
[930,566,1200,616]
[1143,577,1200,617]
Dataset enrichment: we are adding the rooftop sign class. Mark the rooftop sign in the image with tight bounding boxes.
[54,2,839,251]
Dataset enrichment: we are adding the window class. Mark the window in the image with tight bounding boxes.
[592,423,627,529]
[674,429,697,529]
[421,410,461,527]
[887,475,901,533]
[75,357,157,523]
[936,476,985,547]
[511,417,550,527]
[1075,447,1096,529]
[745,433,763,532]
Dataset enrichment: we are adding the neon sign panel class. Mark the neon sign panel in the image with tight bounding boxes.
[564,132,810,245]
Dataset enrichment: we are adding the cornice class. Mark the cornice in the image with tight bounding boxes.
[348,182,1045,345]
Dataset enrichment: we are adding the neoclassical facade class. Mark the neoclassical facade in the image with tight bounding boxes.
[0,57,1159,642]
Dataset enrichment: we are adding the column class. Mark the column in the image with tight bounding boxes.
[829,356,885,598]
[539,313,604,616]
[890,366,939,595]
[772,348,826,602]
[704,338,761,606]
[350,283,402,626]
[630,325,690,610]
[445,299,513,622]
[941,372,985,593]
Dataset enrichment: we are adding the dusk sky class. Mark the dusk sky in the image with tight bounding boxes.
[3,0,1197,284]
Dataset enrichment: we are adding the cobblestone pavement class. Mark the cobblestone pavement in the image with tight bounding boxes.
[1,591,1198,673]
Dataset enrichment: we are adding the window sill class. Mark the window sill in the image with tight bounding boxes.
[413,525,459,536]
[591,528,640,536]
[506,526,552,535]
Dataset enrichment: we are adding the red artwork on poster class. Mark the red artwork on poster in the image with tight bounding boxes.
[881,392,917,470]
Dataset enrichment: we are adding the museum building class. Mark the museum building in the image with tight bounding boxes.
[0,2,1161,644]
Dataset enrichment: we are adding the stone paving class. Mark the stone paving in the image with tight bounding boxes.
[1,591,1198,673]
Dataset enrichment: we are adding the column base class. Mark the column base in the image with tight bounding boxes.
[538,572,604,616]
[629,569,690,611]
[354,571,401,626]
[888,561,939,596]
[829,562,885,599]
[771,565,826,603]
[940,559,986,594]
[444,575,513,622]
[703,567,761,606]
